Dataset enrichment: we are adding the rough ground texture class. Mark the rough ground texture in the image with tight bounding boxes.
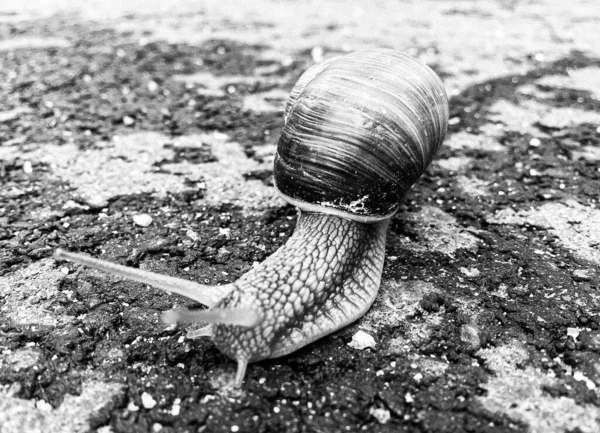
[1,1,599,432]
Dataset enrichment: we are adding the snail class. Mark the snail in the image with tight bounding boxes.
[54,49,449,387]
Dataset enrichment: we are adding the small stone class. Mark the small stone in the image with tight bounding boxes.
[147,80,158,92]
[573,371,597,390]
[212,131,229,140]
[186,229,199,241]
[35,400,53,412]
[123,115,135,126]
[460,324,481,350]
[567,327,581,340]
[348,330,376,350]
[133,214,153,227]
[311,46,324,63]
[460,267,480,278]
[62,200,89,211]
[572,269,593,281]
[152,423,163,432]
[60,267,69,275]
[23,161,33,174]
[369,407,391,424]
[529,137,542,147]
[141,392,157,409]
[127,401,139,411]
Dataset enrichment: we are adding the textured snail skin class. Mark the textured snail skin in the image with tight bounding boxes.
[210,213,388,379]
[53,49,448,387]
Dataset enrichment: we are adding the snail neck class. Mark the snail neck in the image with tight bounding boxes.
[213,211,390,362]
[275,187,396,224]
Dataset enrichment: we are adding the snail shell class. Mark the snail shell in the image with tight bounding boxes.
[274,49,449,222]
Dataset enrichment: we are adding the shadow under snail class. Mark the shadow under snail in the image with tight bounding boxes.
[54,49,449,387]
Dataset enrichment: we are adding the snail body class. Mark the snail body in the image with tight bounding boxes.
[54,49,448,387]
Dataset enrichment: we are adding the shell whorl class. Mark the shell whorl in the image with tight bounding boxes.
[274,49,449,222]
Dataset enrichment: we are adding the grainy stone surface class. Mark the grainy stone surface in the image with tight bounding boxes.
[1,1,599,432]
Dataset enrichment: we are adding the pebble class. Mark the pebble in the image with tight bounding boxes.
[35,400,53,412]
[186,229,199,240]
[567,327,581,339]
[348,330,376,350]
[62,200,89,211]
[23,161,33,174]
[369,407,391,424]
[572,269,592,281]
[460,267,480,278]
[147,80,158,92]
[133,213,153,227]
[141,392,157,409]
[311,46,324,63]
[171,398,181,416]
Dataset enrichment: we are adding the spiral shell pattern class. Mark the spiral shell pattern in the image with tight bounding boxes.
[274,49,449,222]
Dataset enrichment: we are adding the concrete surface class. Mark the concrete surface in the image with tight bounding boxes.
[1,1,599,432]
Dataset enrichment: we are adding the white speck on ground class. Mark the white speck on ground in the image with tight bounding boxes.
[348,330,376,350]
[132,213,153,227]
[141,392,157,409]
[477,341,600,433]
[567,327,581,340]
[170,399,181,416]
[460,267,481,278]
[369,406,391,424]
